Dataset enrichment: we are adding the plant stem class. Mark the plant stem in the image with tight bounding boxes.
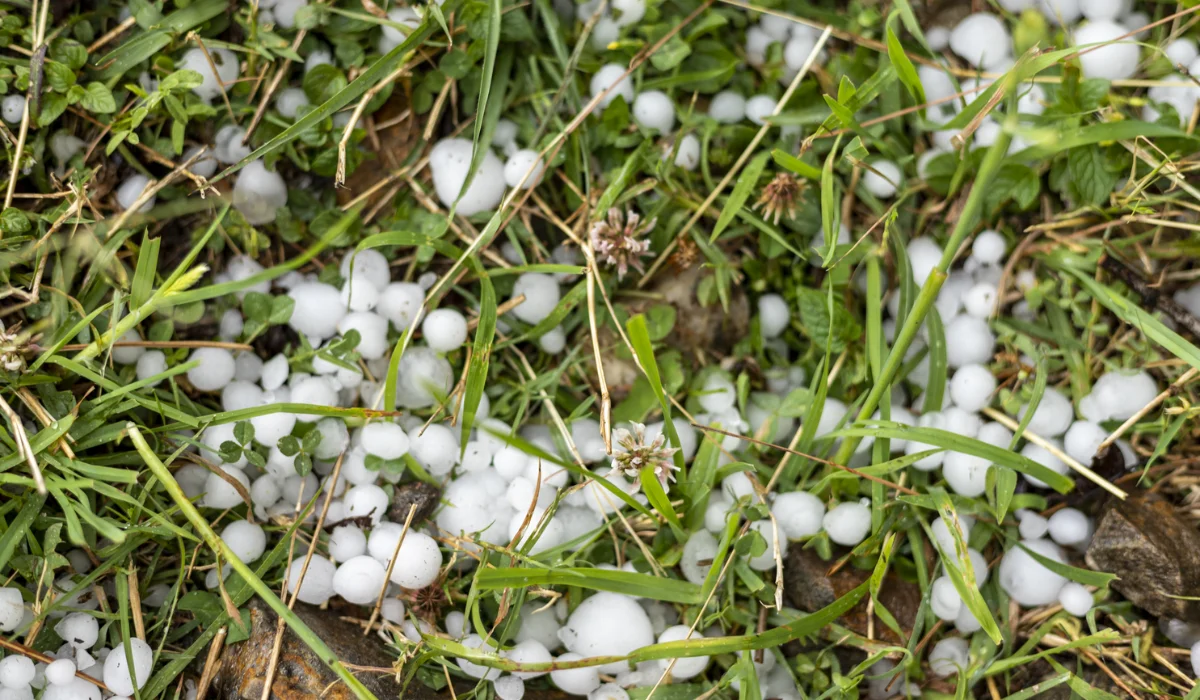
[832,115,1015,466]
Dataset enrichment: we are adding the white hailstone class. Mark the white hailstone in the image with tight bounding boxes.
[1074,20,1138,80]
[381,598,406,625]
[503,150,546,190]
[539,327,566,354]
[758,294,790,339]
[1020,442,1069,489]
[949,363,996,413]
[54,613,98,649]
[680,530,717,585]
[1017,511,1049,540]
[1193,640,1200,679]
[104,330,143,367]
[758,14,792,42]
[337,311,388,360]
[275,87,309,119]
[930,576,963,620]
[1037,0,1082,24]
[233,160,288,225]
[508,639,553,679]
[186,347,237,392]
[221,381,263,413]
[1,95,25,124]
[383,531,442,589]
[116,175,155,212]
[178,47,239,100]
[1018,386,1073,437]
[394,347,453,410]
[511,273,560,324]
[655,626,709,679]
[287,283,346,340]
[748,519,787,571]
[281,472,319,506]
[218,310,245,343]
[550,653,600,695]
[589,683,630,700]
[784,32,820,71]
[221,520,267,563]
[376,283,424,332]
[45,658,76,685]
[0,588,22,632]
[332,555,388,605]
[234,352,265,383]
[428,138,507,216]
[337,250,390,294]
[926,25,950,50]
[771,491,825,539]
[589,64,635,107]
[1058,582,1093,616]
[976,422,1012,449]
[291,376,340,417]
[102,638,152,696]
[213,125,252,165]
[999,538,1068,606]
[823,501,871,546]
[1063,420,1106,465]
[590,17,620,50]
[50,132,86,164]
[340,277,380,313]
[0,655,34,688]
[962,283,998,318]
[409,424,458,476]
[745,26,772,66]
[906,237,942,287]
[492,119,518,150]
[250,476,281,509]
[1166,38,1199,68]
[360,422,409,461]
[632,90,675,132]
[1145,74,1198,124]
[344,484,388,524]
[944,315,995,368]
[513,601,562,651]
[673,134,700,171]
[1047,508,1091,548]
[422,308,468,352]
[744,95,777,125]
[1080,370,1157,422]
[273,0,308,27]
[931,514,974,555]
[943,451,991,498]
[862,160,902,199]
[709,91,746,123]
[950,14,1011,69]
[328,525,367,563]
[698,373,736,413]
[929,637,970,677]
[494,676,525,700]
[558,592,655,673]
[918,65,956,104]
[284,556,336,605]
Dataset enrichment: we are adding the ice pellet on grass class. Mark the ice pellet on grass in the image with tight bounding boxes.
[998,538,1068,606]
[428,138,507,216]
[102,637,152,696]
[1080,370,1157,422]
[709,91,746,123]
[494,675,524,700]
[931,514,974,554]
[1018,386,1074,437]
[45,659,76,686]
[655,626,709,679]
[380,531,442,590]
[944,315,995,368]
[549,653,599,695]
[1048,508,1092,548]
[115,175,154,212]
[332,556,388,605]
[680,531,717,585]
[632,90,675,132]
[178,47,239,100]
[507,639,552,680]
[862,160,901,198]
[344,484,389,525]
[377,282,425,331]
[906,237,942,286]
[422,308,468,352]
[504,150,546,190]
[747,520,787,571]
[511,273,560,324]
[285,556,336,605]
[558,592,654,673]
[53,613,98,650]
[0,654,33,688]
[698,373,736,413]
[949,363,996,413]
[928,637,969,677]
[962,282,998,318]
[971,230,1006,264]
[287,283,346,339]
[203,466,250,509]
[1058,582,1093,616]
[1074,20,1138,80]
[221,520,266,563]
[673,134,700,170]
[758,294,790,339]
[275,87,309,118]
[1020,442,1069,489]
[589,64,634,107]
[1166,38,1198,67]
[950,14,1011,69]
[1018,511,1049,540]
[1064,420,1107,464]
[1037,0,1082,24]
[930,576,962,620]
[771,491,824,539]
[1078,0,1121,20]
[823,501,871,546]
[0,95,24,124]
[744,95,777,125]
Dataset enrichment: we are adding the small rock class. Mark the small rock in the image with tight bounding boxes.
[784,548,920,643]
[1086,494,1200,622]
[387,481,441,524]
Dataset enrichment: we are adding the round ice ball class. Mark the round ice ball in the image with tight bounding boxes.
[632,90,676,133]
[950,14,1012,69]
[1074,20,1138,81]
[429,138,506,216]
[823,501,870,546]
[178,47,239,101]
[557,592,654,673]
[589,64,634,107]
[102,637,153,696]
[998,538,1068,606]
[503,149,546,190]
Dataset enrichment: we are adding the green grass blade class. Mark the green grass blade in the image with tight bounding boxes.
[711,151,769,242]
[474,567,701,603]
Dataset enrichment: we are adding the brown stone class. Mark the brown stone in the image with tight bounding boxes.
[1085,494,1200,622]
[387,481,441,525]
[783,548,920,643]
[213,598,573,699]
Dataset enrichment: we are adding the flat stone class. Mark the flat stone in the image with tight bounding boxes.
[1085,494,1200,622]
[784,548,920,643]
